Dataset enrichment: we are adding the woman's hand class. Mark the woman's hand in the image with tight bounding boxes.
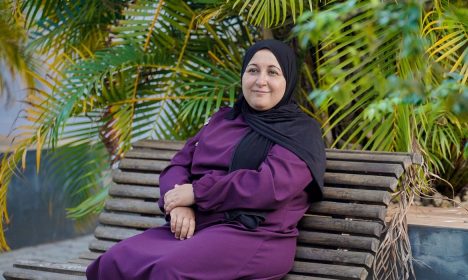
[169,206,196,240]
[164,183,195,213]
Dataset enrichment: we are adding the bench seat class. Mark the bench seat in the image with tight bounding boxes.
[3,140,422,280]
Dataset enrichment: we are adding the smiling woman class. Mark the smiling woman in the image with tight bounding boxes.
[86,39,326,280]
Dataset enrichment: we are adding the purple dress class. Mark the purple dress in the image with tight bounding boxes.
[86,107,313,280]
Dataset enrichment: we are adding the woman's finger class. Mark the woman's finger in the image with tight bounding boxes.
[187,218,196,239]
[170,213,178,233]
[175,217,185,239]
[179,218,190,240]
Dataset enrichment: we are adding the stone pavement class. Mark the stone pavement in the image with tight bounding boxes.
[388,205,468,229]
[0,234,93,279]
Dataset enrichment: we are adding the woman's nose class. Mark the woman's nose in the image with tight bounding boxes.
[255,73,267,86]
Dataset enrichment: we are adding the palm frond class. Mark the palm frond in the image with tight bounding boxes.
[423,3,468,84]
[22,0,127,63]
[198,0,315,27]
[0,0,34,100]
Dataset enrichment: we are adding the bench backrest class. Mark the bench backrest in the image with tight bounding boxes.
[83,140,421,280]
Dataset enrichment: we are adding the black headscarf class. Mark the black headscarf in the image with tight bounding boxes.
[224,40,326,229]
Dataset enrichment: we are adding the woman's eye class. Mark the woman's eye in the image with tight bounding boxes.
[268,70,279,75]
[247,68,258,73]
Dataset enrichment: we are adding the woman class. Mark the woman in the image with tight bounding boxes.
[86,39,326,280]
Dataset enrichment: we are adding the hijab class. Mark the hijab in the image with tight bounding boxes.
[226,39,326,202]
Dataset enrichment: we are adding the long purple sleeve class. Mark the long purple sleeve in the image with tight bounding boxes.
[192,144,312,212]
[157,133,202,211]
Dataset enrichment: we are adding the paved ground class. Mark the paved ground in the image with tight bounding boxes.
[388,205,468,229]
[0,234,93,279]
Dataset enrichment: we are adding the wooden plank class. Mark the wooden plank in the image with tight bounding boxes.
[125,149,176,160]
[3,267,85,280]
[94,226,143,241]
[67,258,93,266]
[112,170,159,186]
[13,260,86,275]
[299,215,383,236]
[78,251,102,261]
[295,247,374,267]
[284,275,337,280]
[326,151,412,169]
[326,149,423,166]
[118,158,169,172]
[291,261,368,280]
[308,201,387,222]
[109,184,160,199]
[105,198,163,215]
[99,212,166,229]
[326,160,403,177]
[88,239,116,252]
[130,140,423,168]
[322,187,391,205]
[132,140,420,165]
[133,139,185,150]
[298,231,379,252]
[324,173,398,191]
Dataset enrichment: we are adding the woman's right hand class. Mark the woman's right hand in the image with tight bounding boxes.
[169,206,196,240]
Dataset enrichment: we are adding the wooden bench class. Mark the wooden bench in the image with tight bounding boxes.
[3,139,422,280]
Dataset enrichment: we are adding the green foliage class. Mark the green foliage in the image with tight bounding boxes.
[1,0,466,255]
[294,0,467,190]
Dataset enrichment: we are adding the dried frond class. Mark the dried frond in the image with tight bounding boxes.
[373,164,434,280]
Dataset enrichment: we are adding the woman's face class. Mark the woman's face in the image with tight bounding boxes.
[242,49,286,111]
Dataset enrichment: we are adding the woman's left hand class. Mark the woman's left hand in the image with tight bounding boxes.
[164,183,195,213]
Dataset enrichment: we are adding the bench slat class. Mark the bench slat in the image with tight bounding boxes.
[326,151,413,168]
[94,226,143,241]
[291,261,368,280]
[133,140,185,150]
[125,149,176,160]
[99,212,166,229]
[132,140,419,166]
[284,275,336,280]
[67,258,93,266]
[324,173,398,191]
[88,239,116,252]
[119,153,405,177]
[105,198,163,215]
[3,267,85,280]
[112,171,159,186]
[299,215,383,236]
[295,247,374,267]
[109,184,160,199]
[109,183,391,209]
[322,187,391,205]
[92,226,380,255]
[13,260,85,275]
[78,251,102,261]
[108,183,390,205]
[298,231,379,252]
[123,149,408,176]
[308,201,387,221]
[108,184,391,209]
[119,158,168,172]
[326,160,403,177]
